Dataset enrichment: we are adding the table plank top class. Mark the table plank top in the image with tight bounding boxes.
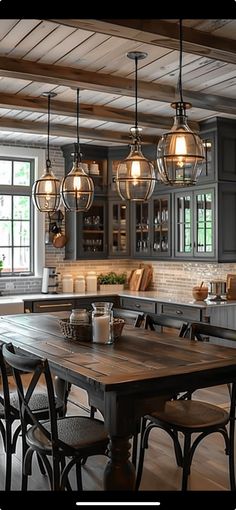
[1,313,236,395]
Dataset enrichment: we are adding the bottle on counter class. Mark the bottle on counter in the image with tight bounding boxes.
[62,274,73,293]
[86,271,97,292]
[70,308,89,325]
[74,275,86,293]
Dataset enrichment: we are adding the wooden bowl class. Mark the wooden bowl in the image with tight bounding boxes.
[192,286,208,301]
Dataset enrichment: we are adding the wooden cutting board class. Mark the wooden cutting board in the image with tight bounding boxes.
[129,268,144,291]
[139,264,153,291]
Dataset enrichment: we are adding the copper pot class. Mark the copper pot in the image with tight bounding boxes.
[52,231,68,248]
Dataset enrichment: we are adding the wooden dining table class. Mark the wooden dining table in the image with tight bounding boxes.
[1,312,236,491]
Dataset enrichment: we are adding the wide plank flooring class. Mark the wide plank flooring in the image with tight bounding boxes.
[0,377,233,491]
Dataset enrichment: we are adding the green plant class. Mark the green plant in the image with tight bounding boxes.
[98,271,126,285]
[0,254,5,271]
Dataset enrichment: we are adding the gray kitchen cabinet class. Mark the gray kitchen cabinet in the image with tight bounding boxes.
[24,299,76,313]
[108,199,130,257]
[174,186,215,260]
[132,194,172,259]
[65,199,107,260]
[199,117,236,183]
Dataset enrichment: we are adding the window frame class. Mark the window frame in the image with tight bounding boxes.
[0,146,45,278]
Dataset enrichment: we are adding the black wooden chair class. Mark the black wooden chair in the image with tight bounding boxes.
[0,342,66,490]
[135,323,236,491]
[113,308,145,327]
[3,343,108,491]
[144,313,189,337]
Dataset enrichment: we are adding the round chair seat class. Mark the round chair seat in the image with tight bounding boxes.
[26,415,108,453]
[147,400,229,431]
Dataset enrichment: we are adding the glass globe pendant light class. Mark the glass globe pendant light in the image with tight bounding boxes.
[60,88,94,212]
[116,52,156,201]
[157,19,205,186]
[32,92,61,212]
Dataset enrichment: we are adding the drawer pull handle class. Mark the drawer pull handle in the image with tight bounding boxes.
[135,304,141,308]
[37,303,73,309]
[175,310,183,315]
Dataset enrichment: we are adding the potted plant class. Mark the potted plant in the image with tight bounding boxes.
[0,254,5,275]
[98,271,126,292]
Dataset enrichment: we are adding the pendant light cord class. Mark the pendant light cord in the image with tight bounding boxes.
[46,93,51,170]
[178,18,184,104]
[75,88,82,163]
[135,55,138,130]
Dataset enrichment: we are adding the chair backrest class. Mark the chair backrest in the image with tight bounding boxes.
[2,343,66,454]
[145,314,189,338]
[190,322,236,343]
[113,308,144,327]
[0,342,18,421]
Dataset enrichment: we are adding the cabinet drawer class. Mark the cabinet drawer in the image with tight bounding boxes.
[161,304,201,322]
[120,297,156,313]
[75,296,119,310]
[33,300,75,313]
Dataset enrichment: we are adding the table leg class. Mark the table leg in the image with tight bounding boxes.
[104,436,136,490]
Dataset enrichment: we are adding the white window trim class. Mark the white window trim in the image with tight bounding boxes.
[0,145,45,277]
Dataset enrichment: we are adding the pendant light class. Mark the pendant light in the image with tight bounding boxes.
[32,92,61,212]
[116,52,156,201]
[60,88,94,212]
[157,19,205,186]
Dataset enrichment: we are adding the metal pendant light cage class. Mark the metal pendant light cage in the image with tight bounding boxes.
[116,52,156,201]
[60,89,94,212]
[32,92,61,212]
[157,21,205,187]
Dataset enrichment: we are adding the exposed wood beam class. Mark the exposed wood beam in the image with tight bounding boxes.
[50,19,236,65]
[0,56,235,116]
[0,92,198,131]
[0,117,156,144]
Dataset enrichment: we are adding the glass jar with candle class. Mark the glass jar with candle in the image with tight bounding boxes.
[70,308,89,325]
[91,302,113,344]
[86,271,97,292]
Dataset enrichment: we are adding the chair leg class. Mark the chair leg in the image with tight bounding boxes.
[135,417,148,490]
[90,406,96,419]
[229,417,236,490]
[181,433,191,491]
[76,460,83,491]
[132,419,141,468]
[37,452,47,476]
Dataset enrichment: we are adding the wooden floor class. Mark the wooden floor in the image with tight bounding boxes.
[0,378,233,491]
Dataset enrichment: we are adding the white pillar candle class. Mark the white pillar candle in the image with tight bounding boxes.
[93,315,110,343]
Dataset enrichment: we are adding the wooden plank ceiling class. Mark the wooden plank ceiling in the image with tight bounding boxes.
[0,18,235,146]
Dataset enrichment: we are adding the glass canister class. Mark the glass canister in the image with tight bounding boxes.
[62,274,73,293]
[91,302,113,344]
[86,271,97,292]
[74,275,86,293]
[70,308,89,325]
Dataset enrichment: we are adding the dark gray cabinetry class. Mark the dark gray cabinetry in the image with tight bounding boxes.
[200,118,236,183]
[132,194,172,258]
[24,295,119,313]
[174,186,215,259]
[65,199,107,260]
[108,199,130,257]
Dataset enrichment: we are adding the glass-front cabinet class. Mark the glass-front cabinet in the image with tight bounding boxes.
[175,188,215,258]
[80,200,107,258]
[152,195,171,257]
[109,200,130,257]
[133,202,151,257]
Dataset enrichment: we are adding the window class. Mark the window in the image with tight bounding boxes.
[0,157,34,275]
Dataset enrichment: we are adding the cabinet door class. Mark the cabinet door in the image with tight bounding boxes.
[152,195,171,257]
[194,189,215,257]
[198,131,216,183]
[79,200,107,258]
[109,200,130,257]
[175,192,193,257]
[133,202,151,257]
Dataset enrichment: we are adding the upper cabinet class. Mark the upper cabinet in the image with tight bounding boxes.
[199,117,236,183]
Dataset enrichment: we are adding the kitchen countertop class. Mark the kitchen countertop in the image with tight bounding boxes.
[0,289,236,308]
